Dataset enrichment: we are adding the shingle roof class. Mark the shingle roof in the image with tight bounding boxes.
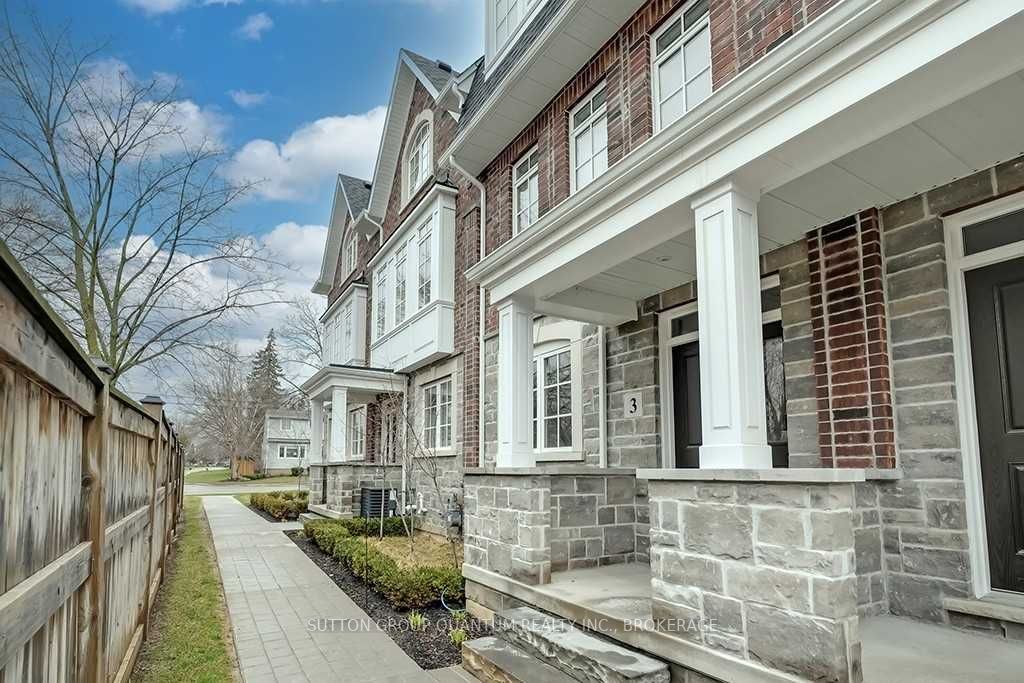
[459,0,566,131]
[403,49,457,93]
[338,174,371,217]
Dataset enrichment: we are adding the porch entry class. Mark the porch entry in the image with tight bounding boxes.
[658,276,789,468]
[966,249,1024,593]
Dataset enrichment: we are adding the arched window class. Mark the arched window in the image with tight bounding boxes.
[406,118,432,200]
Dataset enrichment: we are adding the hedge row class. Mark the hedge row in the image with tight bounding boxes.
[333,515,408,537]
[251,490,309,520]
[303,519,463,610]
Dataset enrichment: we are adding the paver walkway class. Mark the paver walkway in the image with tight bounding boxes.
[203,496,426,682]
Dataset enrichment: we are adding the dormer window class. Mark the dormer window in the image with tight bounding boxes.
[406,116,433,201]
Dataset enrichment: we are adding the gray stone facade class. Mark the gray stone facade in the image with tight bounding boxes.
[316,462,403,517]
[604,315,662,468]
[647,478,862,683]
[876,155,1024,626]
[464,471,652,583]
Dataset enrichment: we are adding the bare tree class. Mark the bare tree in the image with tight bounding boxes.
[278,296,324,373]
[0,13,279,386]
[186,346,263,478]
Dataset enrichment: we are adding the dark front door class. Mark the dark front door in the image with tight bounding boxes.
[966,255,1024,593]
[671,323,789,469]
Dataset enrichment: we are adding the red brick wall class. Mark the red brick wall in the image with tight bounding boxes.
[807,209,895,469]
[479,0,840,267]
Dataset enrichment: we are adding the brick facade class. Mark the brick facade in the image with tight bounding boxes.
[807,211,895,469]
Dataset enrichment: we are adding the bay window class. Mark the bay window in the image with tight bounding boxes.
[533,347,572,450]
[343,301,353,361]
[418,227,432,307]
[423,377,452,451]
[395,244,407,325]
[513,147,539,234]
[652,0,711,131]
[569,85,608,193]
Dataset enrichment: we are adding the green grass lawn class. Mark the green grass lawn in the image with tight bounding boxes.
[132,497,235,682]
[185,468,303,486]
[184,468,231,484]
[233,493,251,506]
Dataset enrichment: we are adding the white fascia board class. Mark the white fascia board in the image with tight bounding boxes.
[314,177,351,295]
[467,0,1021,301]
[400,49,443,100]
[367,60,412,220]
[300,364,405,400]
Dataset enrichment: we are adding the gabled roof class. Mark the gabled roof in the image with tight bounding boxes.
[365,49,461,221]
[313,174,371,295]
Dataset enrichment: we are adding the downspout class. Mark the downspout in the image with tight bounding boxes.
[598,325,607,468]
[448,154,487,468]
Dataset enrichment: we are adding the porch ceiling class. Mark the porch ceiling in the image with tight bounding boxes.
[566,70,1024,316]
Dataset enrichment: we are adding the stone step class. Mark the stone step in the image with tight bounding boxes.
[297,512,328,524]
[495,606,669,683]
[462,636,577,683]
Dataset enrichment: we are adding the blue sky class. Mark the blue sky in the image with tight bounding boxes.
[28,0,483,380]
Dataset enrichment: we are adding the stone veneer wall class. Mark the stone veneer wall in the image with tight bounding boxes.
[319,463,403,517]
[464,471,651,584]
[604,316,662,468]
[877,155,1024,626]
[647,478,861,683]
[549,474,649,571]
[409,454,463,534]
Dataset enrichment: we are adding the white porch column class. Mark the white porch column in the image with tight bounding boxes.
[692,181,772,469]
[309,398,324,465]
[496,296,535,467]
[329,386,349,463]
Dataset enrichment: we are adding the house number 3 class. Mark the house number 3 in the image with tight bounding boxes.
[624,391,643,417]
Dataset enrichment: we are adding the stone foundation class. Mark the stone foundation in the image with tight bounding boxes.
[319,462,403,517]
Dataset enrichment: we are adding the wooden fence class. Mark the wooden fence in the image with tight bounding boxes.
[0,241,185,683]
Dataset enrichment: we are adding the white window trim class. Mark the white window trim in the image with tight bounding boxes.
[348,406,366,460]
[404,110,434,205]
[650,1,712,134]
[375,263,390,341]
[417,222,433,308]
[277,444,304,459]
[485,0,544,77]
[343,233,358,277]
[532,319,587,462]
[657,275,783,467]
[280,418,292,431]
[533,344,575,455]
[512,146,540,235]
[395,243,408,326]
[568,83,608,195]
[943,192,1024,598]
[422,376,453,455]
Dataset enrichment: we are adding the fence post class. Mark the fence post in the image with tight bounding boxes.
[140,396,164,639]
[83,379,110,683]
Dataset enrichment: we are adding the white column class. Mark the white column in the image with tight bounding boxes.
[309,398,324,465]
[329,386,349,463]
[692,181,772,469]
[496,296,535,467]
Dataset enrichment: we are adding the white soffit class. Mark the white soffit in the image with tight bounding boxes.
[459,0,645,174]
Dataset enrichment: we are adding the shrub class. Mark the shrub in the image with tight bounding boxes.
[332,516,408,537]
[301,519,464,609]
[251,490,309,520]
[290,466,304,477]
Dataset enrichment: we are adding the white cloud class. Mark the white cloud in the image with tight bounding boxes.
[222,106,385,200]
[81,58,228,154]
[236,12,274,41]
[120,0,192,14]
[228,89,270,108]
[204,0,242,5]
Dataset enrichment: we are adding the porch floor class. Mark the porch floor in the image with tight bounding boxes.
[528,564,1024,682]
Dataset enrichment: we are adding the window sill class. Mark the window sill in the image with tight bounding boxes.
[371,299,448,349]
[536,449,584,463]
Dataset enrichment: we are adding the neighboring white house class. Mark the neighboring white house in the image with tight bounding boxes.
[262,410,311,475]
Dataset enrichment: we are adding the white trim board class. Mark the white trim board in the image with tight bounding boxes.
[943,191,1024,598]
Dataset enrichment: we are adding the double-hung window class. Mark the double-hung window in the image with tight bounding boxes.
[394,244,407,326]
[280,418,291,431]
[376,266,388,338]
[533,348,572,450]
[343,235,357,276]
[652,0,711,131]
[278,444,303,459]
[423,377,452,450]
[417,227,432,308]
[569,85,608,193]
[513,147,539,234]
[348,406,365,459]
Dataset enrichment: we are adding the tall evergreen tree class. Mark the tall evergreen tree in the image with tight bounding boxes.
[248,329,286,411]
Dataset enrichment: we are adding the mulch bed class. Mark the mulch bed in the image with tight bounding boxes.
[285,529,492,669]
[246,504,299,524]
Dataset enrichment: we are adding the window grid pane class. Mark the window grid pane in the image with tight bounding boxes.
[376,269,387,337]
[654,9,711,130]
[395,246,406,325]
[536,349,572,450]
[418,232,432,307]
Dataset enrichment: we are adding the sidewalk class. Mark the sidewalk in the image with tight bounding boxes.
[203,496,425,682]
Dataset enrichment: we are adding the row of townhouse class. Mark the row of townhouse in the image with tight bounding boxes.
[301,1,1024,680]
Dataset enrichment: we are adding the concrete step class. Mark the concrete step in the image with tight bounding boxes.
[462,636,577,683]
[307,502,349,519]
[495,606,669,683]
[297,512,325,525]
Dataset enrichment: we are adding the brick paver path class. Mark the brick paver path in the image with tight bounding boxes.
[203,496,424,682]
